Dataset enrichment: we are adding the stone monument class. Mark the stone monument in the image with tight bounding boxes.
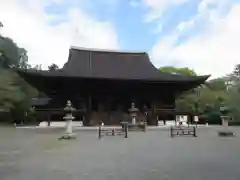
[218,104,235,137]
[59,100,76,140]
[128,102,139,124]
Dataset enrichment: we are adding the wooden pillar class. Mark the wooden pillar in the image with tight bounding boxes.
[151,101,156,126]
[107,95,112,125]
[87,94,92,126]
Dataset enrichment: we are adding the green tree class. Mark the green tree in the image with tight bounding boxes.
[0,37,19,68]
[0,23,29,68]
[200,64,240,123]
[160,66,199,113]
[48,63,59,71]
[226,83,240,121]
[0,22,3,37]
[233,64,240,78]
[176,93,197,113]
[0,37,29,68]
[0,69,38,123]
[159,66,197,76]
[31,64,42,70]
[207,78,227,91]
[161,66,229,124]
[0,21,3,35]
[18,48,29,69]
[225,65,240,121]
[0,23,38,124]
[0,70,23,109]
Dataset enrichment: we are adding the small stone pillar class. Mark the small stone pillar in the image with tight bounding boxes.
[59,100,76,140]
[128,102,139,124]
[121,122,128,138]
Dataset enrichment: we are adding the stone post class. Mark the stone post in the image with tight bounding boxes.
[59,100,76,140]
[120,122,128,138]
[128,102,139,124]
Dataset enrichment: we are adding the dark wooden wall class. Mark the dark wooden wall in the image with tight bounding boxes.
[35,78,178,125]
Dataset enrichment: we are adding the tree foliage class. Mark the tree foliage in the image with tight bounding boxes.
[233,64,240,78]
[31,64,42,70]
[225,73,240,121]
[207,78,227,91]
[48,63,59,71]
[18,48,30,69]
[0,70,23,109]
[0,37,29,68]
[159,66,200,113]
[159,66,197,76]
[159,66,237,124]
[0,69,38,123]
[0,24,38,124]
[173,64,240,123]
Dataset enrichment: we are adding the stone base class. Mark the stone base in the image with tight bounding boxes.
[218,131,235,137]
[59,133,77,140]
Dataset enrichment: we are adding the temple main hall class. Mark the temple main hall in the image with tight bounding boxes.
[16,47,209,126]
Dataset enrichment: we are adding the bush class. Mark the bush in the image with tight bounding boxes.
[0,110,11,123]
[200,112,221,125]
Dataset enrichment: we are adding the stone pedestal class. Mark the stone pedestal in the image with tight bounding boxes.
[217,104,234,137]
[221,116,229,127]
[218,116,235,137]
[132,116,136,124]
[128,102,139,125]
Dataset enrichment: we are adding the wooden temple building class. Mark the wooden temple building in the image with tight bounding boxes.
[16,47,210,126]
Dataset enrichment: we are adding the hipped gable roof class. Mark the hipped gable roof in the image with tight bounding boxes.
[16,47,210,83]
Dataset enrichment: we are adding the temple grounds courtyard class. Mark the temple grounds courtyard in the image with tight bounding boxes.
[1,126,240,180]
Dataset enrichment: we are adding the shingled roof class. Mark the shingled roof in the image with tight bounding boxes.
[16,47,210,82]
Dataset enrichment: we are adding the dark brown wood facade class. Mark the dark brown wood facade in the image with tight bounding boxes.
[33,78,179,126]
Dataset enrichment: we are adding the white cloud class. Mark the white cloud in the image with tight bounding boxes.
[0,0,119,69]
[129,0,140,7]
[142,0,189,22]
[151,2,240,78]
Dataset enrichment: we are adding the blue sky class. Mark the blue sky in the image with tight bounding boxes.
[45,0,204,52]
[43,0,237,53]
[1,0,240,78]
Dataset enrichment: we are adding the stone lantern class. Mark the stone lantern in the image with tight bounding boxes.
[59,100,76,140]
[128,102,139,124]
[218,103,234,137]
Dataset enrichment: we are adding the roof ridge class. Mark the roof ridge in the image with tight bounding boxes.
[70,46,146,54]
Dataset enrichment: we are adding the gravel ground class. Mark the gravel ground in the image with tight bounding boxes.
[0,126,240,180]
